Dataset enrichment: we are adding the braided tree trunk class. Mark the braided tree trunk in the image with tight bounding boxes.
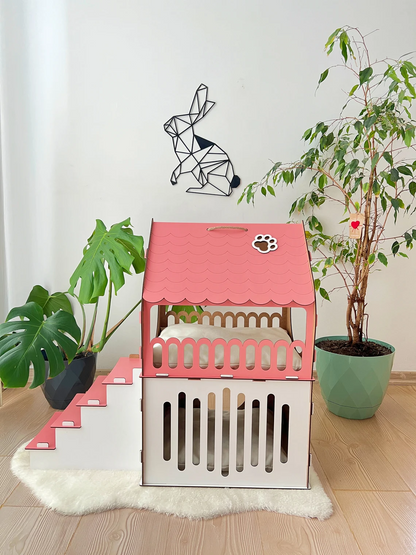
[346,178,375,345]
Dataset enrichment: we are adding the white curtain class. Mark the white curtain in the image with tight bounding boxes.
[0,132,6,321]
[0,0,68,320]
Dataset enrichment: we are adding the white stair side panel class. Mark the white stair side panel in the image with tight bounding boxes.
[30,376,142,471]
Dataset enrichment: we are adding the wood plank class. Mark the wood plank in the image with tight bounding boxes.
[66,509,168,555]
[257,450,361,555]
[0,506,42,553]
[368,392,416,494]
[0,457,19,506]
[3,482,43,508]
[385,385,416,418]
[0,386,55,456]
[377,392,416,446]
[0,507,80,555]
[335,491,416,555]
[67,507,264,555]
[311,391,407,491]
[164,511,264,555]
[0,385,27,407]
[19,508,80,555]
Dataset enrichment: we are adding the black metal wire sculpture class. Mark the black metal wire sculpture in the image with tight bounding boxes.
[164,84,241,196]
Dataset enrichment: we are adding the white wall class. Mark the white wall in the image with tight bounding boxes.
[1,0,416,370]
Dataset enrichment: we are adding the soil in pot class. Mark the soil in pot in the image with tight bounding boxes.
[317,339,392,357]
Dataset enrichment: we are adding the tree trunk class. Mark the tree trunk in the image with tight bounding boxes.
[347,266,370,345]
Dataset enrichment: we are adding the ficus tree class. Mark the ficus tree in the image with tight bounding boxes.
[239,26,416,346]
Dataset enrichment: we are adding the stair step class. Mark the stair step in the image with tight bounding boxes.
[76,375,107,407]
[26,412,61,450]
[51,393,83,428]
[102,357,141,385]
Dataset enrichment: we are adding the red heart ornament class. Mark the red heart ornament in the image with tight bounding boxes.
[351,220,360,229]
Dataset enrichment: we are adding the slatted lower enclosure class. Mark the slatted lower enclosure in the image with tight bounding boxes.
[142,378,313,489]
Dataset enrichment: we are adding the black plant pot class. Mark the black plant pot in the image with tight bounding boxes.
[42,352,97,410]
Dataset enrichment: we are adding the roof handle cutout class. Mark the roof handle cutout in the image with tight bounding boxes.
[207,226,248,232]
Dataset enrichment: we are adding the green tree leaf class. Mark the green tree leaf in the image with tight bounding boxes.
[0,302,81,389]
[319,287,330,301]
[383,152,394,166]
[318,69,329,85]
[359,67,373,86]
[368,253,376,264]
[69,219,146,304]
[378,252,388,266]
[397,165,413,176]
[26,285,73,317]
[371,152,380,170]
[324,257,333,268]
[364,115,377,129]
[390,168,400,182]
[404,128,415,147]
[349,84,359,97]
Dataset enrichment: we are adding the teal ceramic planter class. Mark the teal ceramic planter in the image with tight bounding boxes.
[315,336,395,420]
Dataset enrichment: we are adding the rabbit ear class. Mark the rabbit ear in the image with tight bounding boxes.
[190,84,215,123]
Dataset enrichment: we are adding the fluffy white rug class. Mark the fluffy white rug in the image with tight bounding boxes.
[11,442,332,520]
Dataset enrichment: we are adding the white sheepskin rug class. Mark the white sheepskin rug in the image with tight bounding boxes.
[11,443,332,520]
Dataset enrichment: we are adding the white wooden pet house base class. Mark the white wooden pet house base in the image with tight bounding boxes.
[143,377,313,489]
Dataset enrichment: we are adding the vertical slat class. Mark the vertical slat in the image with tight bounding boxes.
[258,393,267,471]
[286,343,294,371]
[213,390,223,473]
[199,394,208,469]
[243,394,253,473]
[185,395,193,468]
[273,401,283,466]
[170,392,179,470]
[228,389,238,474]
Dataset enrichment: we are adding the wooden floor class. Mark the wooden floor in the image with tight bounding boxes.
[1,381,416,555]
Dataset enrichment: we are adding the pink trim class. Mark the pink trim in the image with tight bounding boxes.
[76,375,107,407]
[102,357,142,385]
[51,394,83,428]
[25,412,61,450]
[145,336,311,380]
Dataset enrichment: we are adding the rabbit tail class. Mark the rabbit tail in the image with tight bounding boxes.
[230,175,241,189]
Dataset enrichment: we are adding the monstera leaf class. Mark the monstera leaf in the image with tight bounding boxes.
[0,302,81,389]
[68,218,146,304]
[26,285,73,317]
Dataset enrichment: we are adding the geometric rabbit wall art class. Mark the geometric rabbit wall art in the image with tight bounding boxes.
[164,84,241,196]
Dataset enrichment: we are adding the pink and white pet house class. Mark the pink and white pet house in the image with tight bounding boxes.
[27,222,316,490]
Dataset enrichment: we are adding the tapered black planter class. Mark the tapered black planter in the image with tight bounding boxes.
[42,352,97,410]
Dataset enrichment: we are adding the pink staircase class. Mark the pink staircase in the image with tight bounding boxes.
[27,357,142,471]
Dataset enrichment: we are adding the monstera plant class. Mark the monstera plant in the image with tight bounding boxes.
[0,218,145,405]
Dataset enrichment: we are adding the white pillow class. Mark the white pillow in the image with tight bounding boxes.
[153,323,302,370]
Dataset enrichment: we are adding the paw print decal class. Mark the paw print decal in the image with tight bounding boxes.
[252,234,278,254]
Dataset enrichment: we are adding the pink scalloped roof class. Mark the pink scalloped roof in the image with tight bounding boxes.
[143,222,315,307]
